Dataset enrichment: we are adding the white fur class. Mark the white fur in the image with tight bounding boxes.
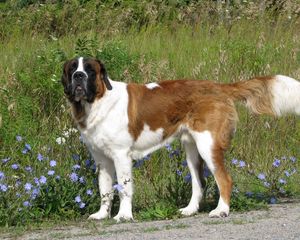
[146,82,160,89]
[272,75,300,116]
[209,196,229,218]
[72,57,88,80]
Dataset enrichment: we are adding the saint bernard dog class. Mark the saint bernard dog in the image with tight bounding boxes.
[61,57,300,222]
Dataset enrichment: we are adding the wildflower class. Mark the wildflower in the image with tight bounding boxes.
[73,164,81,170]
[37,153,43,161]
[16,192,21,198]
[133,159,144,168]
[39,176,47,185]
[0,184,8,192]
[184,173,192,183]
[79,176,85,184]
[86,189,93,196]
[2,158,10,163]
[55,175,61,180]
[25,166,32,172]
[79,202,86,209]
[50,160,57,167]
[169,149,180,158]
[245,191,253,197]
[25,143,31,151]
[24,183,32,192]
[72,154,80,161]
[291,168,297,174]
[113,184,123,192]
[257,173,266,180]
[11,164,19,170]
[204,166,211,178]
[239,160,246,168]
[16,135,22,142]
[31,188,40,200]
[263,181,270,187]
[176,170,183,176]
[23,201,31,207]
[22,148,28,154]
[279,178,286,184]
[181,160,188,167]
[231,158,238,165]
[270,197,277,204]
[56,137,66,145]
[85,159,91,167]
[290,156,296,163]
[273,159,280,167]
[0,171,4,181]
[75,195,81,203]
[15,179,22,187]
[91,163,97,172]
[48,170,55,176]
[165,143,172,152]
[70,172,79,182]
[34,177,40,186]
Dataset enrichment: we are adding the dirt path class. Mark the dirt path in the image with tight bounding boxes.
[2,201,300,240]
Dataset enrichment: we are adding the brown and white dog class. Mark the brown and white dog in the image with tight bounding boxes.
[61,57,300,221]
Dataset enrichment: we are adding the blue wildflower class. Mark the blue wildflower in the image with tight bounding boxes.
[239,160,246,168]
[72,154,80,161]
[184,173,192,183]
[11,164,19,170]
[291,168,297,174]
[34,177,40,186]
[165,144,172,152]
[79,202,86,209]
[55,175,61,180]
[25,166,32,172]
[245,191,253,197]
[279,178,286,184]
[113,184,123,192]
[70,172,79,182]
[86,189,93,196]
[0,184,8,192]
[176,170,183,176]
[37,153,43,161]
[24,182,32,192]
[257,173,266,180]
[31,188,40,200]
[181,160,188,167]
[75,195,81,203]
[39,176,47,185]
[2,158,10,163]
[25,143,31,151]
[91,163,97,172]
[72,164,81,170]
[270,197,277,204]
[169,149,180,158]
[22,148,28,154]
[16,192,21,198]
[79,176,85,183]
[15,179,22,187]
[16,135,22,142]
[231,158,238,165]
[85,159,91,167]
[0,171,4,181]
[23,201,31,207]
[50,160,57,167]
[203,166,211,178]
[290,156,296,163]
[272,159,280,167]
[48,170,55,176]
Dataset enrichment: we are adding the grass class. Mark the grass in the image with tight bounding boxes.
[0,0,300,228]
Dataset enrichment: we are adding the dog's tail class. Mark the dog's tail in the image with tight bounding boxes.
[221,75,300,116]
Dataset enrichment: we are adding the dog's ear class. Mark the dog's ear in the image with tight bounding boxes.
[97,60,112,90]
[61,60,72,95]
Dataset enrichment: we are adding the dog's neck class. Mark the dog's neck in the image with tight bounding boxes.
[71,100,90,129]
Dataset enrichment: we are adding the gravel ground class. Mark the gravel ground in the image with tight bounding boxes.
[2,201,300,240]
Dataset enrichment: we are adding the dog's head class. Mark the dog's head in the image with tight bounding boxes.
[61,57,112,103]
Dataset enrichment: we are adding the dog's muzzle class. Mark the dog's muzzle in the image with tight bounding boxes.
[72,71,88,101]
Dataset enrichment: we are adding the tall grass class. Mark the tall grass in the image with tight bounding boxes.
[0,1,299,227]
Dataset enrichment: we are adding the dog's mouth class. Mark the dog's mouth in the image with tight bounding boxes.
[73,85,86,101]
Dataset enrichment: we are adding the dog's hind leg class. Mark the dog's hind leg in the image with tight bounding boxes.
[179,133,206,216]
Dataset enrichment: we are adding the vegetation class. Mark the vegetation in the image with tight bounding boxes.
[0,0,299,227]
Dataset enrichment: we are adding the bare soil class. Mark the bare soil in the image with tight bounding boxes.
[2,200,300,240]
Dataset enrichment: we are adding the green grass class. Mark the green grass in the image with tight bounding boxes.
[0,0,300,228]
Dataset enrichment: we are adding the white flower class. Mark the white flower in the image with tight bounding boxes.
[56,137,66,145]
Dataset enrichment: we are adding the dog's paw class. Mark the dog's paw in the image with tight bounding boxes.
[208,207,229,218]
[179,206,198,216]
[88,210,110,220]
[113,213,134,223]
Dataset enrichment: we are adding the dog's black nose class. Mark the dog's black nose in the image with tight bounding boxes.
[73,71,87,81]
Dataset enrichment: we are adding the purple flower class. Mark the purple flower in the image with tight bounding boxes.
[55,175,61,180]
[79,176,85,184]
[72,164,81,170]
[279,178,286,184]
[176,170,183,176]
[245,191,253,197]
[284,170,290,177]
[204,166,211,178]
[24,182,32,191]
[39,176,47,185]
[72,154,80,161]
[257,173,266,180]
[79,202,86,209]
[48,170,55,176]
[231,158,238,165]
[23,201,31,207]
[113,184,123,192]
[70,172,78,182]
[270,197,277,204]
[165,144,172,152]
[0,171,4,180]
[16,135,22,142]
[50,160,57,167]
[22,148,28,154]
[25,143,31,151]
[2,158,10,163]
[239,161,246,168]
[273,159,280,167]
[86,189,93,196]
[31,188,40,199]
[75,195,81,203]
[15,179,22,187]
[0,184,8,192]
[34,177,40,186]
[11,164,19,170]
[169,149,180,158]
[181,160,188,167]
[290,156,296,163]
[85,159,91,167]
[37,153,43,161]
[25,166,32,172]
[184,173,192,183]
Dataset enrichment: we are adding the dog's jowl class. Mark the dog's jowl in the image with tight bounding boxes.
[61,57,300,222]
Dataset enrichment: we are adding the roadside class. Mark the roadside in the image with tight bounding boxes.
[2,200,300,240]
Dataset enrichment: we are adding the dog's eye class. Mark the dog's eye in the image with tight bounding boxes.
[70,62,78,72]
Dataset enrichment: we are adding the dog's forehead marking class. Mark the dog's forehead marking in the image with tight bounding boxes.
[77,57,85,72]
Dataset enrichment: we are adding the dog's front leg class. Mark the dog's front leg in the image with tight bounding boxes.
[88,155,115,220]
[112,150,134,222]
